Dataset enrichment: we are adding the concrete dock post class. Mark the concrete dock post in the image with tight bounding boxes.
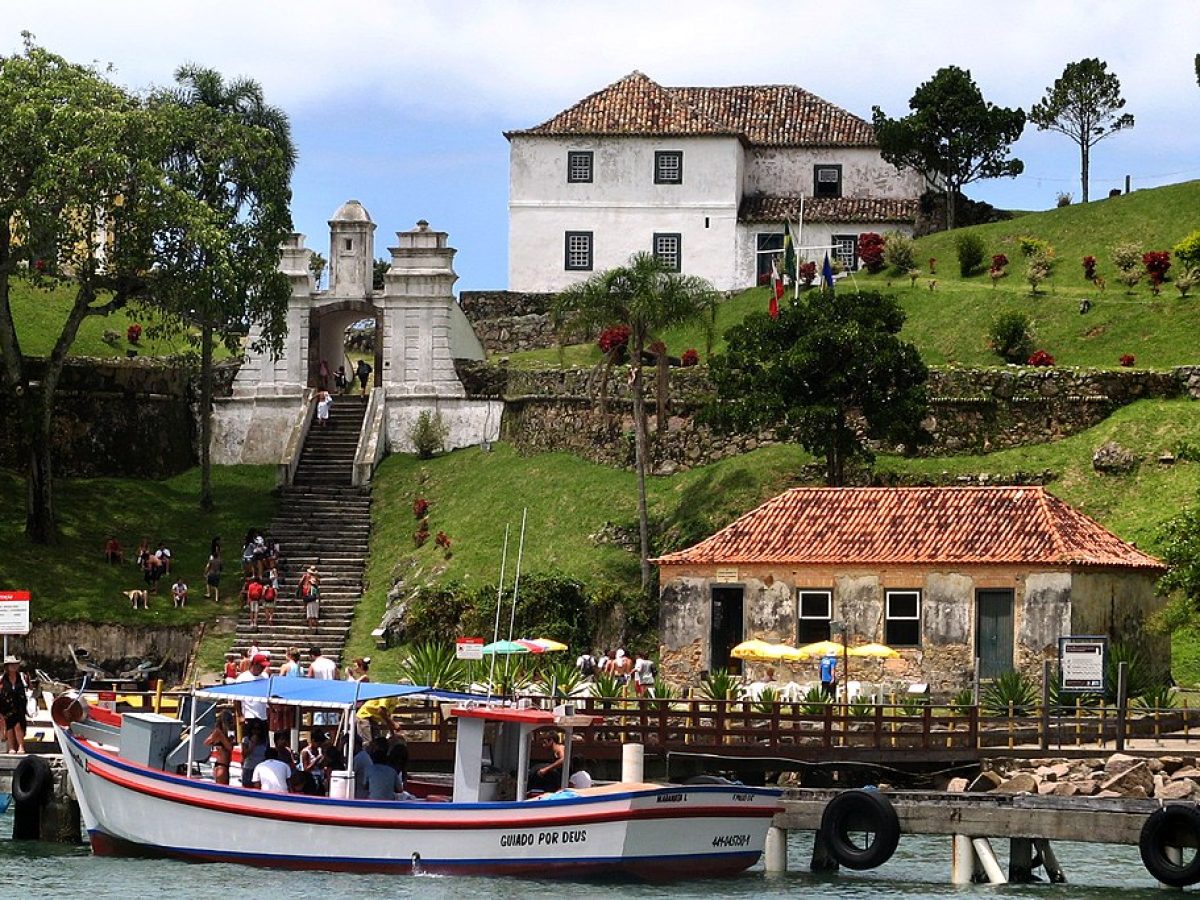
[971,837,1007,884]
[764,826,788,873]
[951,834,976,885]
[621,743,644,783]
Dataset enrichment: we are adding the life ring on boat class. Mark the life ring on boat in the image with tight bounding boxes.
[1139,804,1200,887]
[12,754,52,807]
[818,789,901,870]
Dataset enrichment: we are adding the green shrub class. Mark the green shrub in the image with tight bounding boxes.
[699,668,738,701]
[397,641,468,689]
[409,410,449,459]
[1025,251,1052,294]
[949,687,975,715]
[753,686,780,715]
[988,312,1034,363]
[1175,269,1196,298]
[800,686,830,715]
[1110,241,1143,273]
[884,231,916,273]
[981,669,1038,716]
[1134,684,1177,711]
[1017,235,1053,258]
[591,671,626,699]
[955,232,986,277]
[539,659,582,698]
[1172,229,1200,272]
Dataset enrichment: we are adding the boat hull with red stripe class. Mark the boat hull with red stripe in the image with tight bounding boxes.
[57,725,780,879]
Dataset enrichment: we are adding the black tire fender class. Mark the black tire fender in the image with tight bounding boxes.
[12,754,52,807]
[818,789,901,870]
[1139,804,1200,888]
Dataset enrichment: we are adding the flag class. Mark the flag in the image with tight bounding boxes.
[821,253,835,291]
[769,258,782,319]
[782,223,796,284]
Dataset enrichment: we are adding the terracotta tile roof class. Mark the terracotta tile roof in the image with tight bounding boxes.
[739,196,920,224]
[652,487,1166,572]
[507,72,876,147]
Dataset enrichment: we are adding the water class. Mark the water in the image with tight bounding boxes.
[0,807,1167,898]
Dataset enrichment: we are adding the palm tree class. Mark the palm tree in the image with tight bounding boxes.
[553,253,717,592]
[163,66,296,510]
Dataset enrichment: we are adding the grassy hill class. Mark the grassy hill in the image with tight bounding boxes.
[509,180,1200,370]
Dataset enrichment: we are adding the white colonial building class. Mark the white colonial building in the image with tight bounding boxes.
[506,71,926,292]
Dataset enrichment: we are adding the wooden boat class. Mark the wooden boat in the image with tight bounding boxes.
[52,679,780,879]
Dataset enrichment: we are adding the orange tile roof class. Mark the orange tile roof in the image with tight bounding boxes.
[652,487,1166,572]
[739,196,920,224]
[507,72,876,147]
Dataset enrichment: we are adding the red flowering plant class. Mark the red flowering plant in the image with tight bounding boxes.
[797,261,817,287]
[435,531,451,550]
[1082,256,1097,281]
[681,348,699,367]
[126,323,142,344]
[1119,354,1136,367]
[1143,251,1171,287]
[757,271,771,286]
[928,257,937,274]
[991,254,1009,269]
[412,497,429,519]
[857,232,886,274]
[413,521,430,548]
[597,324,631,354]
[1027,350,1055,367]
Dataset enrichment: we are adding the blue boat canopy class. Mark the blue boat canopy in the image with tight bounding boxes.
[195,678,435,709]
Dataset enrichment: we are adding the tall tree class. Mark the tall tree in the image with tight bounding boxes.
[1029,59,1134,203]
[872,66,1025,230]
[152,66,295,510]
[552,253,716,592]
[0,38,197,542]
[708,291,928,486]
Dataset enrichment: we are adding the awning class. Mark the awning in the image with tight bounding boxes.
[195,678,434,709]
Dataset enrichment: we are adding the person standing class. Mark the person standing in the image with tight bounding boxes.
[307,645,338,730]
[0,656,30,753]
[355,358,372,395]
[235,653,271,729]
[279,647,304,677]
[315,389,332,428]
[205,709,235,785]
[633,652,656,698]
[247,577,264,629]
[819,652,838,699]
[300,566,321,630]
[204,545,223,603]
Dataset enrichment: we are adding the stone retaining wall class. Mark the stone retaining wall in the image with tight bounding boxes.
[458,362,1200,473]
[459,290,559,353]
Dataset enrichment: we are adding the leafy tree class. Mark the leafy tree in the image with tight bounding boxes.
[150,65,295,510]
[1162,496,1200,614]
[708,291,928,486]
[872,66,1025,230]
[308,251,327,289]
[1029,58,1134,203]
[552,253,717,592]
[373,257,389,291]
[0,38,199,542]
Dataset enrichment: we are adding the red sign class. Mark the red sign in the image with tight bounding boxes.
[456,637,484,660]
[98,691,117,702]
[0,590,30,635]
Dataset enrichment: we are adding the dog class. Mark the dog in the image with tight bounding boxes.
[123,589,149,610]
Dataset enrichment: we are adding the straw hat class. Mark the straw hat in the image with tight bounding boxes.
[306,565,319,575]
[3,655,20,666]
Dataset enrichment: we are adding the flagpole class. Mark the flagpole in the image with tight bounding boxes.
[796,196,805,300]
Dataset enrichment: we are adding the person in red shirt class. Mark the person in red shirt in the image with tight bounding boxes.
[262,579,277,627]
[104,536,123,565]
[247,577,265,629]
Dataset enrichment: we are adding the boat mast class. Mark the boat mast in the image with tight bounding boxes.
[487,523,510,699]
[504,508,529,684]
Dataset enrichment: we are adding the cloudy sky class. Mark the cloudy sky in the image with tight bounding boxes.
[8,1,1200,291]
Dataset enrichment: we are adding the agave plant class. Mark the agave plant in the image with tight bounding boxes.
[397,641,467,690]
[591,671,626,699]
[698,668,738,701]
[1135,684,1178,711]
[981,670,1038,717]
[800,686,830,715]
[848,698,875,718]
[650,680,677,700]
[539,660,582,698]
[948,688,975,716]
[753,686,780,716]
[894,692,927,717]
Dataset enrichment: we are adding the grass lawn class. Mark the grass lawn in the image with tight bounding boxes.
[8,276,217,359]
[0,465,278,626]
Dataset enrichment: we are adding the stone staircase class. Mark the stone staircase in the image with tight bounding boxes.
[231,395,372,666]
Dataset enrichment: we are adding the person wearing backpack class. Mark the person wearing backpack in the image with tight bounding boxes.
[576,652,597,682]
[633,652,656,698]
[355,359,372,395]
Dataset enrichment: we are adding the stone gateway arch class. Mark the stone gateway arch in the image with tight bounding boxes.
[212,201,499,483]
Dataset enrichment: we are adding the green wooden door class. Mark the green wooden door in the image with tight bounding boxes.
[976,589,1015,680]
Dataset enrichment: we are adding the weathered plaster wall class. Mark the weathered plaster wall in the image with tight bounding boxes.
[1071,570,1169,679]
[744,146,925,199]
[383,397,504,454]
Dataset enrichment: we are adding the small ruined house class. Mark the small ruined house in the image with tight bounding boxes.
[652,487,1167,691]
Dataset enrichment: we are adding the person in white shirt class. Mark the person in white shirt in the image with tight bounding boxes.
[235,653,271,724]
[307,645,338,726]
[251,747,293,793]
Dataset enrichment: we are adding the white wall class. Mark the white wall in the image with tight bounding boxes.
[508,134,744,292]
[746,147,924,198]
[735,221,916,290]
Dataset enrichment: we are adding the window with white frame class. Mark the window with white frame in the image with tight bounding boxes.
[885,590,921,647]
[567,150,593,183]
[652,233,681,272]
[814,164,842,198]
[564,231,593,271]
[832,234,859,272]
[755,232,784,282]
[654,150,683,184]
[797,590,832,643]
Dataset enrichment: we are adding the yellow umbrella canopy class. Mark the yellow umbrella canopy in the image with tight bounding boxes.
[732,639,803,662]
[848,642,900,658]
[795,640,846,659]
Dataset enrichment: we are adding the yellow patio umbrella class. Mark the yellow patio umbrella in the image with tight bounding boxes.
[794,640,846,659]
[848,642,900,658]
[731,639,781,662]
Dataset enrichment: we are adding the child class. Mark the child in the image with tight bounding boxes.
[171,577,188,608]
[334,365,348,393]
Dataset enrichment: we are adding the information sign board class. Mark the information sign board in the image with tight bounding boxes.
[0,590,30,635]
[1058,635,1107,693]
[456,637,484,661]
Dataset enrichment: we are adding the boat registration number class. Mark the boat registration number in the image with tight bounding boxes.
[499,829,588,847]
